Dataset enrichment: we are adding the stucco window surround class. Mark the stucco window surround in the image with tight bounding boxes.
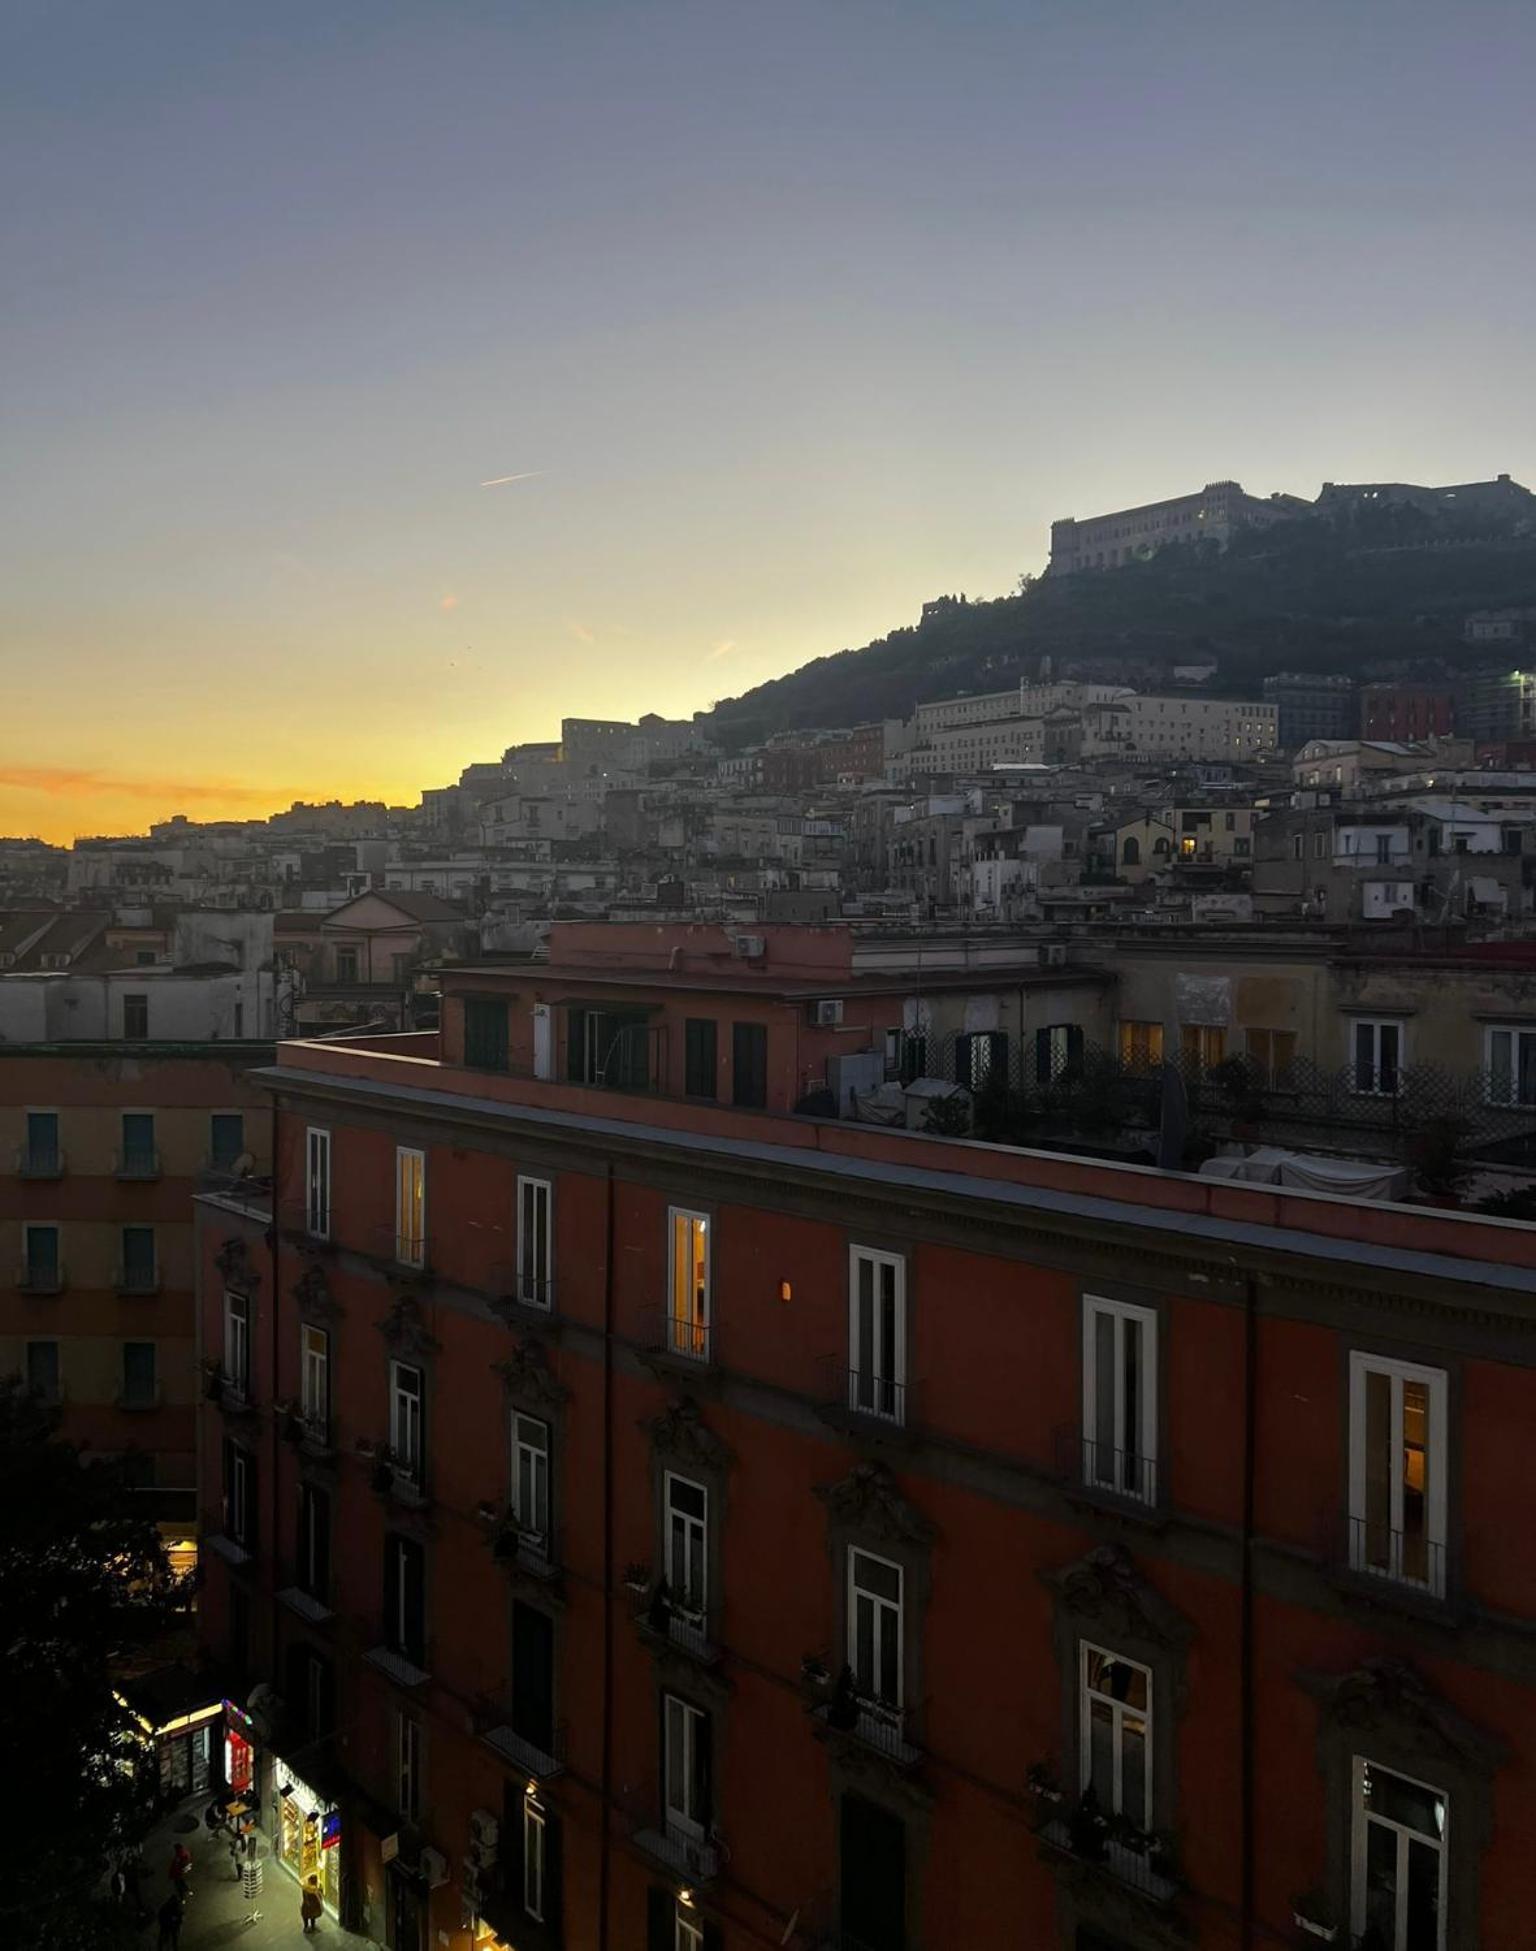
[1072,1284,1170,1522]
[642,1399,732,1681]
[490,1336,571,1594]
[1039,1545,1191,1951]
[813,1460,935,1762]
[1301,1659,1503,1949]
[1334,1337,1462,1620]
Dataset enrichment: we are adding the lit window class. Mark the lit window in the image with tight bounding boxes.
[395,1147,426,1266]
[1080,1643,1152,1828]
[667,1209,710,1359]
[1348,1353,1447,1596]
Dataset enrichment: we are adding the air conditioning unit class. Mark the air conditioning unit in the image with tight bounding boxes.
[808,998,844,1027]
[460,1860,483,1901]
[466,1836,497,1873]
[1041,942,1069,968]
[732,934,766,959]
[419,1846,449,1889]
[468,1808,499,1851]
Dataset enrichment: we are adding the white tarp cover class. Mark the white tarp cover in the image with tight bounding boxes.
[1200,1146,1410,1202]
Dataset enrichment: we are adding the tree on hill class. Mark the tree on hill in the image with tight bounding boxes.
[0,1379,183,1950]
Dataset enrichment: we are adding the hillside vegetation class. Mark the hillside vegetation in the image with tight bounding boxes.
[707,505,1536,747]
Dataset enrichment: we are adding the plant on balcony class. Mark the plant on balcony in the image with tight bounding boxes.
[621,1561,650,1593]
[368,1457,395,1495]
[1025,1760,1064,1805]
[201,1365,224,1405]
[1065,1784,1110,1862]
[825,1664,860,1732]
[800,1653,832,1688]
[920,1092,973,1138]
[645,1575,673,1634]
[490,1510,521,1563]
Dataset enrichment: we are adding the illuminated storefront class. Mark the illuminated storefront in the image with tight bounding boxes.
[272,1766,342,1916]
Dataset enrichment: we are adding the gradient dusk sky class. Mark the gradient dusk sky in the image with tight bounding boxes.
[2,1,1533,841]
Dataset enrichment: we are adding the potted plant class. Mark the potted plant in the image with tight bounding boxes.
[825,1665,860,1732]
[621,1561,650,1594]
[646,1575,673,1634]
[1407,1113,1473,1207]
[1066,1785,1108,1863]
[369,1457,395,1495]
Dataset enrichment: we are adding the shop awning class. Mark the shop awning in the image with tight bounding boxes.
[118,1662,229,1736]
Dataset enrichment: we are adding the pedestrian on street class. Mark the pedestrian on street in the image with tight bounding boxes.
[301,1874,324,1934]
[168,1841,192,1893]
[156,1892,185,1951]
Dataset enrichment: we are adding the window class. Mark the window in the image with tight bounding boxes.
[123,993,149,1040]
[522,1798,546,1923]
[464,998,510,1071]
[224,1290,250,1396]
[1117,1021,1164,1068]
[1234,837,1250,857]
[674,1904,703,1951]
[1035,1023,1084,1082]
[1179,1023,1225,1069]
[384,1534,426,1666]
[222,1439,255,1549]
[334,946,360,984]
[1352,1758,1447,1950]
[839,1792,906,1951]
[390,1361,424,1476]
[210,1113,244,1170]
[1244,1026,1297,1083]
[305,1127,331,1239]
[120,1112,156,1175]
[848,1549,903,1712]
[511,1600,557,1756]
[1485,1024,1536,1107]
[684,1018,718,1099]
[1376,834,1393,865]
[956,1029,1008,1090]
[665,1473,708,1621]
[663,1694,712,1840]
[848,1246,905,1422]
[731,1020,768,1108]
[1314,832,1327,859]
[512,1412,551,1556]
[667,1209,710,1360]
[395,1712,422,1822]
[1082,1295,1158,1504]
[1179,836,1196,858]
[22,1110,59,1174]
[1348,1353,1447,1596]
[517,1175,553,1308]
[1080,1643,1152,1828]
[301,1325,329,1434]
[121,1225,156,1292]
[122,1340,157,1407]
[1353,1018,1405,1095]
[22,1223,60,1289]
[298,1483,331,1602]
[395,1146,426,1266]
[26,1340,60,1401]
[568,1005,650,1089]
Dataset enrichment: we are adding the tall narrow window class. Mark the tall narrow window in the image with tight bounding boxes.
[23,1224,60,1290]
[122,1340,157,1408]
[210,1113,245,1170]
[848,1247,905,1423]
[522,1798,546,1923]
[1351,1758,1447,1951]
[120,1225,157,1292]
[120,1112,156,1175]
[224,1290,250,1397]
[731,1021,768,1108]
[667,1209,710,1360]
[22,1111,60,1176]
[1349,1353,1447,1596]
[1082,1295,1157,1504]
[1080,1644,1152,1829]
[663,1694,712,1841]
[665,1473,708,1621]
[511,1412,551,1556]
[395,1712,422,1822]
[848,1548,903,1714]
[300,1325,329,1435]
[390,1361,424,1477]
[464,998,510,1072]
[305,1127,331,1240]
[1353,1018,1405,1096]
[25,1340,60,1401]
[684,1018,717,1100]
[395,1146,426,1266]
[223,1440,255,1550]
[123,993,149,1040]
[384,1534,426,1667]
[298,1483,331,1603]
[517,1176,552,1308]
[1036,1022,1085,1081]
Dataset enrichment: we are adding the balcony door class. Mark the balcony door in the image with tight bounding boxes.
[839,1791,905,1951]
[511,1600,555,1757]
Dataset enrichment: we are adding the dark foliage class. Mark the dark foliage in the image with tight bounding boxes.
[0,1380,183,1950]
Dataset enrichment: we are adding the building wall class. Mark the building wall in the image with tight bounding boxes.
[0,1048,271,1528]
[1359,686,1455,742]
[196,1037,1536,1951]
[1125,697,1278,761]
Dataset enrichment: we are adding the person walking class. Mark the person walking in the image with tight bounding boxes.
[301,1874,324,1935]
[156,1891,185,1951]
[168,1841,192,1894]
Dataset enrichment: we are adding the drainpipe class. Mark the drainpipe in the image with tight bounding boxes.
[598,1159,616,1950]
[1240,1270,1257,1951]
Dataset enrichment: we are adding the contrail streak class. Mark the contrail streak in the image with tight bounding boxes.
[480,471,542,487]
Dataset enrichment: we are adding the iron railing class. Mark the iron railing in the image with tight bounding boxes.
[115,1262,161,1296]
[18,1258,65,1294]
[824,1359,914,1431]
[1345,1515,1447,1600]
[15,1145,64,1179]
[1054,1427,1159,1507]
[642,1303,715,1366]
[114,1148,162,1181]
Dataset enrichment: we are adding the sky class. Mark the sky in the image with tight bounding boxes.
[2,0,1533,842]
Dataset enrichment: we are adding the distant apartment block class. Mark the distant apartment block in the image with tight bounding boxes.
[1358,683,1455,743]
[1458,666,1536,744]
[1123,694,1277,761]
[1262,672,1356,749]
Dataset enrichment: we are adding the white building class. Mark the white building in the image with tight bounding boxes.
[1125,696,1277,761]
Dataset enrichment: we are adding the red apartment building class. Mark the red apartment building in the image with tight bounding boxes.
[195,925,1536,1951]
[1358,686,1455,743]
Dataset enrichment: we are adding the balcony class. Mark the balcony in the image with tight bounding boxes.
[813,1683,921,1768]
[1053,1427,1160,1513]
[18,1259,65,1296]
[476,1711,567,1782]
[364,1443,429,1507]
[818,1361,917,1443]
[640,1304,716,1376]
[489,1262,558,1324]
[1036,1803,1179,1906]
[630,1814,719,1885]
[484,1509,560,1586]
[114,1148,162,1182]
[1338,1515,1449,1609]
[204,1532,254,1569]
[277,1585,334,1626]
[633,1583,720,1667]
[365,1643,431,1689]
[371,1223,434,1281]
[15,1145,64,1180]
[115,1263,161,1297]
